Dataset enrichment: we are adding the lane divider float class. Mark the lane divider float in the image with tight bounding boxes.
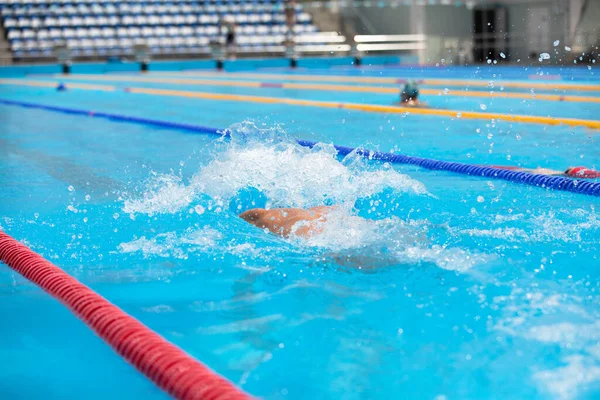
[0,231,251,400]
[150,71,600,91]
[47,74,600,103]
[1,97,598,197]
[3,79,599,129]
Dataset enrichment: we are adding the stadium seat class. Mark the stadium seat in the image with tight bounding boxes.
[3,0,324,58]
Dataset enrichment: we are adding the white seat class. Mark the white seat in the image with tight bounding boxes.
[21,29,35,39]
[184,36,198,47]
[167,26,180,36]
[108,16,120,26]
[4,19,17,28]
[174,15,185,25]
[260,13,272,24]
[148,15,160,25]
[7,30,21,40]
[235,14,247,24]
[57,17,71,26]
[62,28,76,38]
[71,17,84,26]
[184,15,197,24]
[117,27,129,37]
[159,37,173,47]
[256,25,268,35]
[129,27,141,37]
[102,27,115,38]
[80,39,94,49]
[205,26,218,36]
[48,28,62,39]
[37,29,49,40]
[180,26,193,36]
[76,28,88,38]
[96,16,108,25]
[119,38,133,48]
[121,15,135,26]
[141,26,153,37]
[88,27,101,38]
[67,38,80,49]
[17,18,31,28]
[105,38,118,48]
[160,15,173,25]
[135,15,148,25]
[154,26,167,36]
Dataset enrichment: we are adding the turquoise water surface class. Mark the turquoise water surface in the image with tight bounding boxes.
[1,64,599,399]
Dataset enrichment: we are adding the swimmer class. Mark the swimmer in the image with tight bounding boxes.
[239,206,335,238]
[398,80,427,108]
[489,165,600,178]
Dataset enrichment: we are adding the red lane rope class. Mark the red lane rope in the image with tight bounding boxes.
[0,231,251,400]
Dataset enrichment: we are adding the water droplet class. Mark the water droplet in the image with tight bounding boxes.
[480,104,487,110]
[486,59,492,64]
[85,194,91,201]
[113,213,119,219]
[565,46,571,51]
[67,205,78,213]
[477,196,485,203]
[540,52,550,60]
[475,128,481,133]
[397,328,404,335]
[195,205,205,215]
[68,185,75,192]
[456,112,462,118]
[443,88,449,94]
[500,52,506,59]
[83,217,88,223]
[553,40,560,46]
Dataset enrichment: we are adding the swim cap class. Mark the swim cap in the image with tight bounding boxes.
[565,166,600,179]
[400,80,419,101]
[56,83,67,91]
[228,187,268,214]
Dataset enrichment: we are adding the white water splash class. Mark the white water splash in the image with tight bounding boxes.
[119,226,222,259]
[120,121,482,271]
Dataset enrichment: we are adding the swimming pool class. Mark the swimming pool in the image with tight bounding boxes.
[1,61,599,399]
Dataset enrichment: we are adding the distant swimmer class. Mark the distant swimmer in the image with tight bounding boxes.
[239,206,336,238]
[489,165,600,178]
[398,80,427,108]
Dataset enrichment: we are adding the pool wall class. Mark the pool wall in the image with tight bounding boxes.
[0,55,413,76]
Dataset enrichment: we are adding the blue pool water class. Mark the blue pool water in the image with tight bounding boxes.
[1,63,599,399]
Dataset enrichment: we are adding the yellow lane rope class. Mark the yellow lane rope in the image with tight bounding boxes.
[0,79,115,91]
[152,70,600,91]
[2,79,599,129]
[127,87,600,129]
[50,74,600,103]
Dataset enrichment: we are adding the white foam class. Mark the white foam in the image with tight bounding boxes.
[119,121,483,271]
[118,226,221,259]
[123,173,195,215]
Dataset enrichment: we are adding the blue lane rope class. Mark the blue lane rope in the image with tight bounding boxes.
[1,98,599,197]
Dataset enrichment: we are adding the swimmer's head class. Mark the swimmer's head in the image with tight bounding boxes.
[400,80,419,102]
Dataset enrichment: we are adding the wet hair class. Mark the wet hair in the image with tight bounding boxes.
[400,80,419,102]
